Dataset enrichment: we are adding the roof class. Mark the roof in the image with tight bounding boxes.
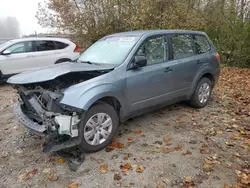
[8,37,71,43]
[108,30,206,37]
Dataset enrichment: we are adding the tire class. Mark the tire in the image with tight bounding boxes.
[78,102,119,152]
[189,77,212,108]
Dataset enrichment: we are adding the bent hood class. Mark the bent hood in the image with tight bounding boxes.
[7,62,115,84]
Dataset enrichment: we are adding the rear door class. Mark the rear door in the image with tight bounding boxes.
[33,40,58,67]
[0,41,35,74]
[165,34,199,95]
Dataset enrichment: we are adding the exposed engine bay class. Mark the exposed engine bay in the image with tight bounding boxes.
[11,69,111,152]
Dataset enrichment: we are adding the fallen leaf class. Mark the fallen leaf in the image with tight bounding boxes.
[182,150,192,155]
[68,182,79,188]
[96,159,104,164]
[163,136,171,143]
[105,147,114,152]
[185,176,192,183]
[48,174,58,181]
[162,178,169,184]
[136,165,145,173]
[109,141,124,149]
[233,153,241,157]
[114,173,121,181]
[120,163,133,171]
[19,169,38,180]
[200,149,210,154]
[240,145,249,149]
[58,158,65,163]
[128,141,135,146]
[217,130,223,134]
[157,184,164,188]
[223,184,230,188]
[127,137,133,141]
[139,176,144,180]
[135,129,142,134]
[204,163,213,169]
[123,156,129,160]
[239,130,246,135]
[201,143,208,148]
[99,164,108,174]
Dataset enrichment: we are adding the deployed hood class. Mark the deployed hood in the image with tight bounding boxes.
[7,62,115,84]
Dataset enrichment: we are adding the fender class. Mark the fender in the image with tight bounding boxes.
[60,83,128,114]
[187,65,215,99]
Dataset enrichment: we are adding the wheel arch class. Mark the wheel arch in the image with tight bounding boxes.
[188,67,215,99]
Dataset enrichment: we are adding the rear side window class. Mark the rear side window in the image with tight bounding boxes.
[35,41,56,51]
[55,41,69,49]
[194,35,211,54]
[171,35,195,59]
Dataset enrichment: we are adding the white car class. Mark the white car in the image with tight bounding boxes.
[0,37,80,81]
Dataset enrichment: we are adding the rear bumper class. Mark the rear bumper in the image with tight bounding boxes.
[14,103,47,135]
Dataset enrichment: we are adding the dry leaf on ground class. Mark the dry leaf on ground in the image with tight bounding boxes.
[185,176,192,183]
[135,129,142,134]
[68,182,79,188]
[136,166,145,173]
[162,178,169,184]
[114,173,122,181]
[99,164,108,174]
[48,174,58,181]
[19,169,38,180]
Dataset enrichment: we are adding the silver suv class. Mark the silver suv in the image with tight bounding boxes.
[8,30,220,153]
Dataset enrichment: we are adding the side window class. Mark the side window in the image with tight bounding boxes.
[5,42,33,54]
[135,36,167,65]
[35,41,56,51]
[194,35,211,54]
[171,35,195,59]
[55,41,69,49]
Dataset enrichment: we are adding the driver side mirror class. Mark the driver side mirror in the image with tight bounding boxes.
[129,56,147,70]
[2,50,11,55]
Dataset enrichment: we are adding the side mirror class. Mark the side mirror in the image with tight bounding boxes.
[2,50,11,55]
[134,56,147,68]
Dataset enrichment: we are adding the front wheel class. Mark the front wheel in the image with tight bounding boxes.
[189,77,212,108]
[78,103,119,152]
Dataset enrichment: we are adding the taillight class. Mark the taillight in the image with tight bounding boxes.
[215,53,221,63]
[74,44,79,53]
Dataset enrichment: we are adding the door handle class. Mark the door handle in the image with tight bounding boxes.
[164,67,172,73]
[196,60,202,65]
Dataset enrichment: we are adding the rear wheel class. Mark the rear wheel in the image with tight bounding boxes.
[189,77,212,108]
[78,103,119,152]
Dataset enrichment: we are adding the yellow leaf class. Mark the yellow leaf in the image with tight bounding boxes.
[217,130,223,134]
[204,163,212,169]
[58,158,65,163]
[239,130,246,135]
[223,184,230,188]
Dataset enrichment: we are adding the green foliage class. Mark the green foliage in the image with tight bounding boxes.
[36,0,250,67]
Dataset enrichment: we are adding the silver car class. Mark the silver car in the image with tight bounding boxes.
[8,30,220,153]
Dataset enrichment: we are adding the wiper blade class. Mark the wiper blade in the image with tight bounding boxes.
[79,60,100,65]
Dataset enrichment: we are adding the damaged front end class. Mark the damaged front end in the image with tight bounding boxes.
[8,62,115,152]
[13,83,82,152]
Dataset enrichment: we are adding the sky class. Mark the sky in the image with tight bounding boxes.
[0,0,48,36]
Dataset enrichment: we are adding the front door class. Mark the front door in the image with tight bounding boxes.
[126,35,174,112]
[0,41,35,75]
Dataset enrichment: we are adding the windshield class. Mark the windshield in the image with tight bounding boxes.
[0,41,13,49]
[78,36,139,65]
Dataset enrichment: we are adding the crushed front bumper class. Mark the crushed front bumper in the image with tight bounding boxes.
[13,103,47,135]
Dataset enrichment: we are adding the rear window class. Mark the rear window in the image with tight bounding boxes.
[35,41,56,51]
[55,41,69,49]
[171,34,195,59]
[193,35,211,54]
